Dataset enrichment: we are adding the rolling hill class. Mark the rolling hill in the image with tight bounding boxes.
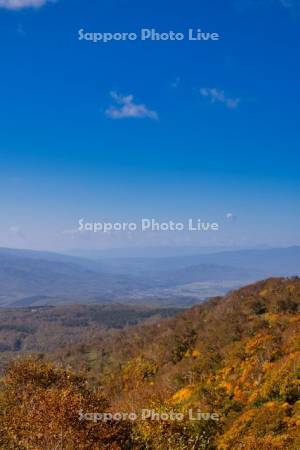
[0,246,300,307]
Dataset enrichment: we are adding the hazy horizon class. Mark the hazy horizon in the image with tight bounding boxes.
[1,243,300,260]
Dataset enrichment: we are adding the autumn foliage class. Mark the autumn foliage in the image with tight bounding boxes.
[0,358,132,449]
[0,278,300,449]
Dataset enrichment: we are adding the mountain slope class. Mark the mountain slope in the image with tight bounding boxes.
[53,277,300,449]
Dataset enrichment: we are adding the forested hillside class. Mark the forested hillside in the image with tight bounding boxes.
[1,277,300,449]
[0,304,180,371]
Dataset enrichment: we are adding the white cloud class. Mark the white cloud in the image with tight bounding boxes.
[106,91,158,120]
[0,0,52,10]
[225,213,237,221]
[200,87,240,109]
[9,225,29,241]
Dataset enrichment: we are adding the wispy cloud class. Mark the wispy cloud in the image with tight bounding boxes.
[200,87,240,109]
[9,225,28,241]
[0,0,52,10]
[106,91,158,120]
[225,212,237,221]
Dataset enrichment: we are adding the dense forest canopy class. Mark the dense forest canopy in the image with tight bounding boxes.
[0,277,299,448]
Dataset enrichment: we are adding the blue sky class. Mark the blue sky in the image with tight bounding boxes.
[0,0,300,252]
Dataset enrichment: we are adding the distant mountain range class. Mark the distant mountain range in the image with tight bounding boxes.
[0,248,143,307]
[91,246,300,276]
[0,246,299,307]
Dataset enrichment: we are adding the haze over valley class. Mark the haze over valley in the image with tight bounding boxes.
[0,245,299,308]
